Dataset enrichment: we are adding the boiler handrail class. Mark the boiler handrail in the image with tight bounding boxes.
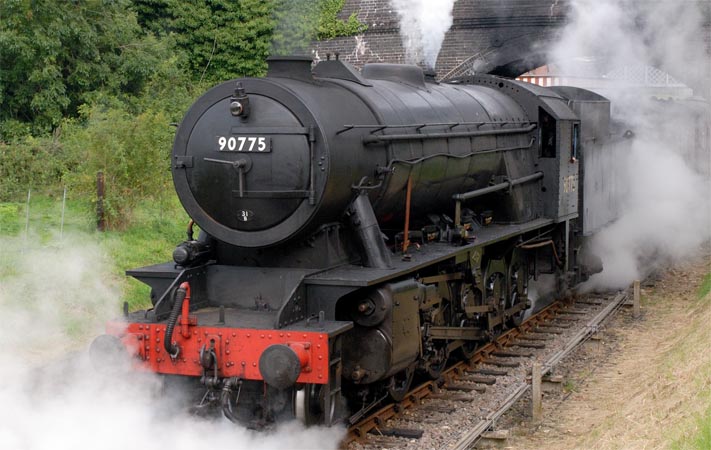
[453,171,544,202]
[363,124,537,145]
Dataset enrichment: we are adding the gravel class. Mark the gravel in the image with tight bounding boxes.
[348,292,628,450]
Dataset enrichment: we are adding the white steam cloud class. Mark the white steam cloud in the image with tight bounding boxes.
[0,236,119,366]
[391,0,456,68]
[549,0,711,290]
[0,236,343,449]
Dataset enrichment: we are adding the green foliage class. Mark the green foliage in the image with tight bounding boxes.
[167,0,274,83]
[1,0,366,226]
[0,195,94,243]
[60,103,177,229]
[271,0,319,55]
[0,202,22,235]
[0,194,186,311]
[0,132,68,200]
[133,0,366,81]
[0,119,31,142]
[316,0,368,40]
[131,0,173,36]
[1,0,365,134]
[271,0,367,55]
[0,0,173,136]
[0,17,196,222]
[98,195,187,309]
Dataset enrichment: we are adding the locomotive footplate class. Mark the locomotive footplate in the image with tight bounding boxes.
[305,218,555,287]
[103,315,352,387]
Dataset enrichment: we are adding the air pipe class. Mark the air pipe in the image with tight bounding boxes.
[164,282,191,358]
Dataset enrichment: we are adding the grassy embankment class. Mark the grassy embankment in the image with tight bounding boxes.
[668,270,711,450]
[0,193,187,312]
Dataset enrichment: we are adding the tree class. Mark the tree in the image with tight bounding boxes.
[133,0,367,83]
[0,0,171,136]
[167,0,273,83]
[131,0,173,36]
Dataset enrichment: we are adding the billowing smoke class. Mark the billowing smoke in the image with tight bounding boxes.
[391,0,456,68]
[0,236,343,449]
[0,235,119,366]
[549,0,711,290]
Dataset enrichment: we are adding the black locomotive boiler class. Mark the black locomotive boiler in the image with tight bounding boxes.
[92,56,617,426]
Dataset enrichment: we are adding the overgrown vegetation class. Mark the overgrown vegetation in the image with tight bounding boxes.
[96,196,188,309]
[0,0,172,134]
[271,0,367,54]
[0,0,366,309]
[0,194,186,309]
[317,0,368,40]
[158,0,275,82]
[1,0,365,228]
[61,105,180,228]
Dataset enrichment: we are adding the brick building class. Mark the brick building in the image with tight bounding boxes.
[311,0,711,97]
[312,0,567,78]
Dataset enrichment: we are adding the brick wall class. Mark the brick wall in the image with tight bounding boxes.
[311,0,711,91]
[311,0,569,78]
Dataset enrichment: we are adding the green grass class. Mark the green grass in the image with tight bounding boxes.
[671,404,711,450]
[0,192,95,238]
[562,379,577,393]
[97,196,188,309]
[692,273,711,450]
[691,407,711,450]
[0,202,23,234]
[667,270,711,450]
[0,192,188,311]
[698,272,711,300]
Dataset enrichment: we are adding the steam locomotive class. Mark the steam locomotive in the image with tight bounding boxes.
[91,55,620,426]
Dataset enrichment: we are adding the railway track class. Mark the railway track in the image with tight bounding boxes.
[344,290,629,449]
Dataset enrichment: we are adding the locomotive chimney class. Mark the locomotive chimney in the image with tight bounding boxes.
[266,55,314,81]
[423,68,438,83]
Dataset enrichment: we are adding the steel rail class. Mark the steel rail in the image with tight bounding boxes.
[449,291,629,450]
[344,299,563,445]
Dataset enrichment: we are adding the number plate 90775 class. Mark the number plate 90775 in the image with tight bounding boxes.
[217,136,271,152]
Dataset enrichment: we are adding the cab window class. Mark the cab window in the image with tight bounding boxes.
[540,108,556,158]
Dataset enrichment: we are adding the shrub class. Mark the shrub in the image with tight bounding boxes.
[61,104,176,229]
[0,131,67,201]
